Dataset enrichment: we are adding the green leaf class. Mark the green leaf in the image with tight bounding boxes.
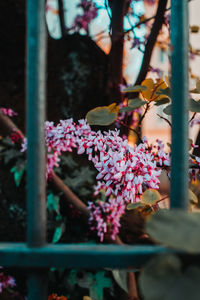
[4,149,22,164]
[154,97,170,106]
[146,209,200,253]
[112,270,128,293]
[139,254,200,300]
[52,223,65,243]
[119,106,136,113]
[10,165,25,187]
[141,189,161,205]
[190,80,200,93]
[155,87,171,98]
[47,193,60,214]
[122,85,147,93]
[119,98,147,113]
[86,103,118,126]
[189,98,200,112]
[71,270,112,300]
[126,202,145,210]
[128,98,147,109]
[163,104,172,115]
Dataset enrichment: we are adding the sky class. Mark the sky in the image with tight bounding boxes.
[46,0,146,83]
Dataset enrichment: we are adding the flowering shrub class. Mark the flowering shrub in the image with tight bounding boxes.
[0,107,17,117]
[0,267,16,293]
[19,76,200,241]
[21,116,172,240]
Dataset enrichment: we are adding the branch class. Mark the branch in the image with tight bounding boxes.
[125,6,171,34]
[50,172,90,218]
[119,121,143,144]
[58,0,66,37]
[108,0,127,104]
[134,0,168,85]
[156,113,172,127]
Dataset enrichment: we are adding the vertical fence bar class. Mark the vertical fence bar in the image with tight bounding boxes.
[26,0,48,299]
[27,0,46,249]
[170,0,189,209]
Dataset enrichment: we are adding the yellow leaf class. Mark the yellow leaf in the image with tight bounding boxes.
[191,25,199,33]
[86,103,119,126]
[83,297,92,300]
[141,78,167,102]
[154,79,168,101]
[126,202,145,210]
[141,189,161,205]
[108,103,119,113]
[189,189,198,205]
[165,75,170,87]
[141,78,154,101]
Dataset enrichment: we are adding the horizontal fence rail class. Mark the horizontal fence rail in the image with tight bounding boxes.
[0,243,193,269]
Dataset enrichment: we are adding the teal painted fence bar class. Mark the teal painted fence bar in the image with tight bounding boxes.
[0,243,175,268]
[27,0,47,248]
[26,0,48,299]
[170,0,189,209]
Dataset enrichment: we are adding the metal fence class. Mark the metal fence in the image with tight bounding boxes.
[0,1,189,299]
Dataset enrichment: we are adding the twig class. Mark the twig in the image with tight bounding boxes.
[119,121,143,144]
[156,113,172,127]
[189,112,197,123]
[138,102,150,129]
[125,6,171,34]
[108,0,127,104]
[58,0,66,37]
[157,195,169,204]
[51,172,90,218]
[134,0,168,86]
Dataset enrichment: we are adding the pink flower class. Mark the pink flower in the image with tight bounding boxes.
[0,268,16,293]
[0,107,17,117]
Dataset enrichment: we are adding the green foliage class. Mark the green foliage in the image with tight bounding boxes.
[52,222,65,244]
[189,98,200,112]
[68,270,112,300]
[146,209,200,253]
[190,80,200,93]
[10,163,25,187]
[86,103,119,126]
[0,138,23,164]
[155,87,171,98]
[119,98,147,113]
[63,165,95,197]
[139,254,200,300]
[154,97,170,106]
[127,190,161,211]
[47,192,60,214]
[122,85,147,93]
[163,104,172,115]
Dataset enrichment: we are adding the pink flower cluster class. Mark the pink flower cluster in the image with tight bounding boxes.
[0,107,17,117]
[10,129,24,144]
[0,267,16,293]
[88,197,126,241]
[72,0,98,32]
[22,118,171,241]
